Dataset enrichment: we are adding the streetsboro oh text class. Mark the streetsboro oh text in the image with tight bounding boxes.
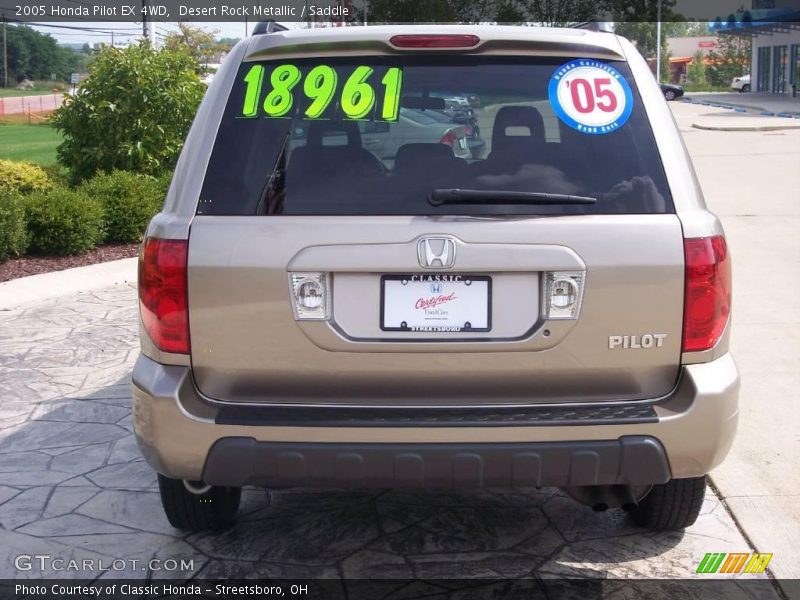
[15,584,308,596]
[180,4,351,17]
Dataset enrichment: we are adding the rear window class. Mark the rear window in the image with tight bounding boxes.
[198,56,673,216]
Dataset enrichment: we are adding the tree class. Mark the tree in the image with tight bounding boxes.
[162,24,226,69]
[361,0,600,23]
[673,21,711,37]
[356,0,469,22]
[609,0,681,75]
[614,20,689,80]
[686,50,706,85]
[705,34,750,87]
[5,25,85,83]
[216,37,241,52]
[50,42,205,181]
[516,0,603,26]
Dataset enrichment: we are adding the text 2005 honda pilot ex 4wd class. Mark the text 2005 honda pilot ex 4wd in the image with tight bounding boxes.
[132,24,738,532]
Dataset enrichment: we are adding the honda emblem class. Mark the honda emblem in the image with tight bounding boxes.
[418,237,456,269]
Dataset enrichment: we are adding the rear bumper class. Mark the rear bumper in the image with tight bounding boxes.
[202,437,670,488]
[131,353,739,487]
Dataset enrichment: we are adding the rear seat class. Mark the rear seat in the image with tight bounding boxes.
[393,143,467,186]
[472,105,577,178]
[286,121,385,209]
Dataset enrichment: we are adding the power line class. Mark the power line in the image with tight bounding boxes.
[10,20,140,34]
[9,29,135,37]
[4,24,138,36]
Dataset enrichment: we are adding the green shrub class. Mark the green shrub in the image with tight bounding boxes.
[156,171,173,197]
[0,191,29,261]
[0,160,53,195]
[25,187,105,255]
[51,42,205,181]
[79,170,165,243]
[40,163,73,188]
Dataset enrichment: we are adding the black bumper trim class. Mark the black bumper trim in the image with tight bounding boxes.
[214,402,658,428]
[201,436,670,489]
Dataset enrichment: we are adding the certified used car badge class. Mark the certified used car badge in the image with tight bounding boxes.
[418,237,456,269]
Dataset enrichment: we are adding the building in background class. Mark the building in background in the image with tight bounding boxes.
[667,36,718,83]
[710,1,800,95]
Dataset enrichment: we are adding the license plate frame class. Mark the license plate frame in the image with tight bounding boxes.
[380,274,492,333]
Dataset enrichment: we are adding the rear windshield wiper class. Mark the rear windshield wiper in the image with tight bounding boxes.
[429,188,597,207]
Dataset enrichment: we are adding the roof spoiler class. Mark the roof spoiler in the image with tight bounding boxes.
[574,21,616,33]
[252,20,289,36]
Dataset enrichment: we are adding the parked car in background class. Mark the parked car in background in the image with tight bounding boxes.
[289,107,471,167]
[659,82,684,101]
[460,92,482,106]
[426,107,486,158]
[731,74,751,92]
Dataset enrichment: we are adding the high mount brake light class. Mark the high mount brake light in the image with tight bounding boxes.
[682,236,732,353]
[139,238,190,354]
[389,34,481,49]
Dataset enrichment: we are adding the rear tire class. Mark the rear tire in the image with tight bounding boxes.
[665,90,676,101]
[158,474,241,531]
[629,476,706,530]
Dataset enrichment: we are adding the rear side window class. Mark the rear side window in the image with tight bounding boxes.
[198,56,673,216]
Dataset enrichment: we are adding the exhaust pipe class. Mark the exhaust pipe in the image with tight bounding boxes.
[564,484,651,510]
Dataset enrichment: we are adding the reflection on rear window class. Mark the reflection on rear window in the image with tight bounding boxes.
[198,57,673,216]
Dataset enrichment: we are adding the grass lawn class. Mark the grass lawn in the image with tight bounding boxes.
[0,123,62,165]
[0,87,66,98]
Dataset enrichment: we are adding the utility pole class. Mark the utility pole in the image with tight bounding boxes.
[142,0,149,42]
[656,0,662,83]
[2,12,8,89]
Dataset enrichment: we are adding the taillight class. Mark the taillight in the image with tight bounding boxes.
[439,130,459,147]
[390,34,480,49]
[139,238,190,354]
[682,236,731,352]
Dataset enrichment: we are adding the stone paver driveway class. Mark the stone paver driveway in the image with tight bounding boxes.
[0,284,770,585]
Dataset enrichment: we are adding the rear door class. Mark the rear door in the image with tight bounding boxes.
[188,52,684,407]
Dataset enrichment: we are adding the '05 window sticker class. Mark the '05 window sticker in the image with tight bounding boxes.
[240,63,403,122]
[548,59,633,135]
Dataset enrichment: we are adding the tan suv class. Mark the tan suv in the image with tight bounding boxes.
[132,24,738,531]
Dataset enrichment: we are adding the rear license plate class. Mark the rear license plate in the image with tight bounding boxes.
[381,275,491,332]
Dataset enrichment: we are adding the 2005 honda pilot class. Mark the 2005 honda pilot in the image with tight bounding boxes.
[132,24,738,531]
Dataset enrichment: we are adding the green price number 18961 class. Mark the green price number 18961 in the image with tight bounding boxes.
[241,64,403,121]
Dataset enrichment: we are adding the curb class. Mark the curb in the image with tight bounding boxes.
[685,96,767,112]
[0,257,137,310]
[691,121,800,132]
[684,96,800,117]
